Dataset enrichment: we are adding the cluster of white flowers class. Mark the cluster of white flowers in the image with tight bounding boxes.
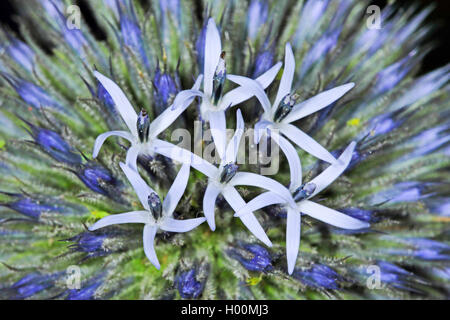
[89,18,369,275]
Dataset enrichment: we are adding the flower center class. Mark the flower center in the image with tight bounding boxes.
[147,192,162,221]
[274,93,298,122]
[212,51,226,106]
[219,163,238,184]
[292,182,316,202]
[137,109,150,143]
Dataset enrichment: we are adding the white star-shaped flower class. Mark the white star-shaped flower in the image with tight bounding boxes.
[89,162,206,269]
[178,18,282,158]
[230,43,355,192]
[92,71,203,171]
[233,141,369,274]
[154,109,296,247]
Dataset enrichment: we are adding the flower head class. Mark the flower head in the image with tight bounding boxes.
[234,142,369,274]
[89,162,206,269]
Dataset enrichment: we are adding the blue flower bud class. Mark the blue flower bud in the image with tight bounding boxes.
[387,238,450,261]
[374,261,421,292]
[229,243,273,272]
[118,4,149,67]
[177,269,204,299]
[32,127,82,165]
[340,207,378,223]
[195,21,207,73]
[66,273,105,300]
[300,28,341,78]
[408,125,450,158]
[66,231,112,259]
[44,0,87,54]
[247,0,268,41]
[6,39,35,72]
[76,162,118,196]
[2,73,63,111]
[372,51,416,96]
[159,0,181,18]
[153,68,178,115]
[4,196,60,219]
[368,112,403,138]
[292,264,342,290]
[97,82,117,115]
[251,49,274,79]
[10,272,61,299]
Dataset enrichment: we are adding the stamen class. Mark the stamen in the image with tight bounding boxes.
[292,182,316,202]
[147,192,163,221]
[274,93,298,122]
[136,109,150,143]
[212,51,227,105]
[219,163,238,184]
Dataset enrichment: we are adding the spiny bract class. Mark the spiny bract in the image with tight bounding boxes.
[0,0,449,300]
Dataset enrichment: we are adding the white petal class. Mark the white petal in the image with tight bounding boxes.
[160,217,206,232]
[203,183,221,231]
[226,74,272,114]
[143,225,160,269]
[125,144,141,173]
[286,207,301,275]
[280,123,337,164]
[256,61,282,88]
[273,43,295,114]
[308,141,356,198]
[149,88,203,138]
[94,71,138,136]
[204,18,222,97]
[209,110,227,160]
[220,62,282,108]
[119,162,156,210]
[271,131,302,191]
[230,172,295,207]
[88,210,148,231]
[254,120,272,145]
[152,139,217,178]
[224,109,244,164]
[298,200,369,229]
[282,83,355,124]
[163,163,190,216]
[92,130,133,158]
[222,187,272,246]
[234,191,285,218]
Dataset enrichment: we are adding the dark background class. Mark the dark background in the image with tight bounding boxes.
[0,0,448,74]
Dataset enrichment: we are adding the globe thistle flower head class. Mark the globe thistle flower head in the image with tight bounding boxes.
[0,0,448,300]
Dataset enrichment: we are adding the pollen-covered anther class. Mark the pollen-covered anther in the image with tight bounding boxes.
[212,51,227,105]
[292,182,316,202]
[136,109,150,143]
[148,192,163,221]
[219,163,238,184]
[274,93,299,122]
